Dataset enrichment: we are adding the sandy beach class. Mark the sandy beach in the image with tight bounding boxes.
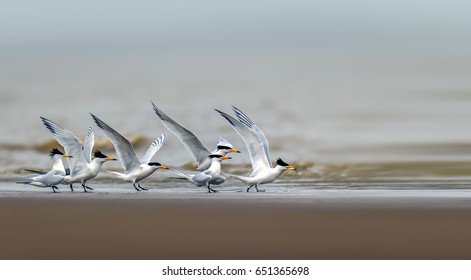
[1,182,471,259]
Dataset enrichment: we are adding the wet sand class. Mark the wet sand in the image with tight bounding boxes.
[1,182,471,259]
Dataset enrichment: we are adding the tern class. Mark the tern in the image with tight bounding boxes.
[151,101,240,172]
[41,117,117,192]
[215,106,298,192]
[91,113,168,191]
[17,148,72,193]
[170,154,231,193]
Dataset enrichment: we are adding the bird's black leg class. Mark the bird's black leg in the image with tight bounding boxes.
[255,184,265,192]
[138,183,148,191]
[247,185,254,192]
[133,183,141,191]
[83,181,93,191]
[81,183,91,193]
[70,184,74,192]
[52,186,57,193]
[207,184,218,193]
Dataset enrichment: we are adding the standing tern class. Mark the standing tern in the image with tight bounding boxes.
[170,154,231,193]
[41,117,117,192]
[215,106,298,192]
[17,148,72,193]
[91,113,168,191]
[151,101,240,172]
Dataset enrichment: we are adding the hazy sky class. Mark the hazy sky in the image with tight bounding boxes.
[1,0,470,52]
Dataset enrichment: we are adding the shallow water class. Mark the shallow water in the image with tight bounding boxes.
[3,180,471,210]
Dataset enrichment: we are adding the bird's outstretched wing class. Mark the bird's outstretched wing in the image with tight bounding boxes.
[215,109,272,177]
[40,117,87,175]
[82,127,94,163]
[231,106,272,166]
[151,101,209,166]
[91,113,141,173]
[140,133,166,164]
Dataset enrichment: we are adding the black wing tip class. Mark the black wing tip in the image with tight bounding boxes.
[90,113,105,127]
[40,116,58,125]
[214,108,229,117]
[231,106,253,126]
[151,102,167,119]
[150,100,161,111]
[150,100,158,108]
[215,109,236,126]
[231,105,245,116]
[40,116,52,123]
[40,116,58,130]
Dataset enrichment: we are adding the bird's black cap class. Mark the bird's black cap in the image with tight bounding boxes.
[276,158,290,167]
[208,154,224,159]
[94,150,108,159]
[50,148,64,158]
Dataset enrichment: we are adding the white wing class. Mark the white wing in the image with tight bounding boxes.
[215,109,272,177]
[34,169,64,186]
[82,127,94,163]
[152,101,210,166]
[140,133,166,164]
[91,114,141,173]
[211,136,234,152]
[232,106,272,166]
[40,117,87,175]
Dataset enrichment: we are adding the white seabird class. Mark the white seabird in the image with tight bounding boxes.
[215,106,297,192]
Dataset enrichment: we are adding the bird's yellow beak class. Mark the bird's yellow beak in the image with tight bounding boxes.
[287,165,298,172]
[229,148,241,153]
[63,154,73,158]
[106,157,117,161]
[160,165,169,169]
[221,156,232,160]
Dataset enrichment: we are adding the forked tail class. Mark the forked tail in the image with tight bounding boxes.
[169,168,192,180]
[16,181,32,185]
[24,169,46,175]
[106,171,126,179]
[221,172,251,184]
